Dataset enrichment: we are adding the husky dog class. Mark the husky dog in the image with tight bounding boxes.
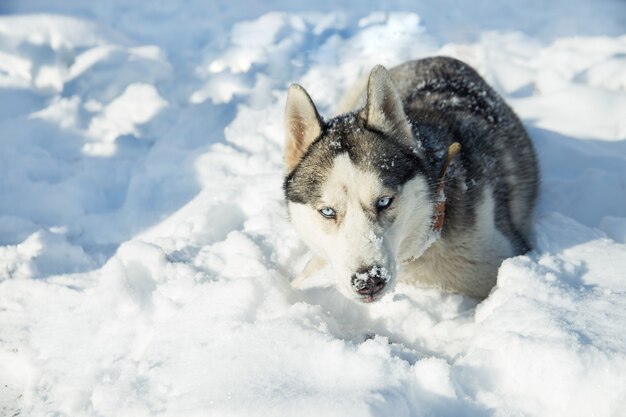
[283,57,538,302]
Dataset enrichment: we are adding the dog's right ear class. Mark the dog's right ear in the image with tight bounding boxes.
[284,84,323,172]
[361,65,414,148]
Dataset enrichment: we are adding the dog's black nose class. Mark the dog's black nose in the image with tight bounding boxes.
[351,265,386,297]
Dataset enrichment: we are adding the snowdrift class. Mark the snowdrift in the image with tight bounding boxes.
[1,2,625,416]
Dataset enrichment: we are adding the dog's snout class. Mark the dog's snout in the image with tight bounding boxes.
[351,265,387,298]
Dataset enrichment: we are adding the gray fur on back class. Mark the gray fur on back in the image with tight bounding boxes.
[388,57,538,252]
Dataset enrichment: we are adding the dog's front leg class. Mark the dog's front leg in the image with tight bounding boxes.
[291,256,327,289]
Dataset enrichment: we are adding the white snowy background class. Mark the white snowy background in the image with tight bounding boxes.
[1,1,626,416]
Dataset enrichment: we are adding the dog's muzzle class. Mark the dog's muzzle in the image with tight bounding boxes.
[351,265,387,302]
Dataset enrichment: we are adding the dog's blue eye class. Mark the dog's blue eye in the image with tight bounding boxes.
[319,207,336,218]
[376,196,393,210]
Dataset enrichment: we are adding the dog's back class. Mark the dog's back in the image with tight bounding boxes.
[391,57,538,297]
[396,57,537,241]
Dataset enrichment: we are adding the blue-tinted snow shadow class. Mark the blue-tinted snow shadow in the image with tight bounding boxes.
[4,0,626,46]
[293,281,479,359]
[527,125,626,229]
[367,382,491,417]
[0,88,238,278]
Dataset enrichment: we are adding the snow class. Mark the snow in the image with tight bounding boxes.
[1,1,626,416]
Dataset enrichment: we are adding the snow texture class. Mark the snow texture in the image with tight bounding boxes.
[1,1,626,416]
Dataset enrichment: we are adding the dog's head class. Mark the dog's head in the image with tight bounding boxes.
[283,66,439,302]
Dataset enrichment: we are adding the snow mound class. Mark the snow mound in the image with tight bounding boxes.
[1,2,626,416]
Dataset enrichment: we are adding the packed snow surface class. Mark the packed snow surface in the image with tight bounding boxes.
[1,1,626,416]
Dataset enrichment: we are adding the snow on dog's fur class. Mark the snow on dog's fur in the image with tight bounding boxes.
[284,57,538,302]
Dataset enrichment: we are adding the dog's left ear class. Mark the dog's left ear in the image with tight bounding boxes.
[284,84,323,173]
[361,65,414,147]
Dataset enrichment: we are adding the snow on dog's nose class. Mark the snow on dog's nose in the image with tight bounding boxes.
[351,265,388,302]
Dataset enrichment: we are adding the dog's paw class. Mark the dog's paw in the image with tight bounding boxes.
[291,256,327,289]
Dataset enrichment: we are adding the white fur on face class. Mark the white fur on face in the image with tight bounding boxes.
[288,153,434,301]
